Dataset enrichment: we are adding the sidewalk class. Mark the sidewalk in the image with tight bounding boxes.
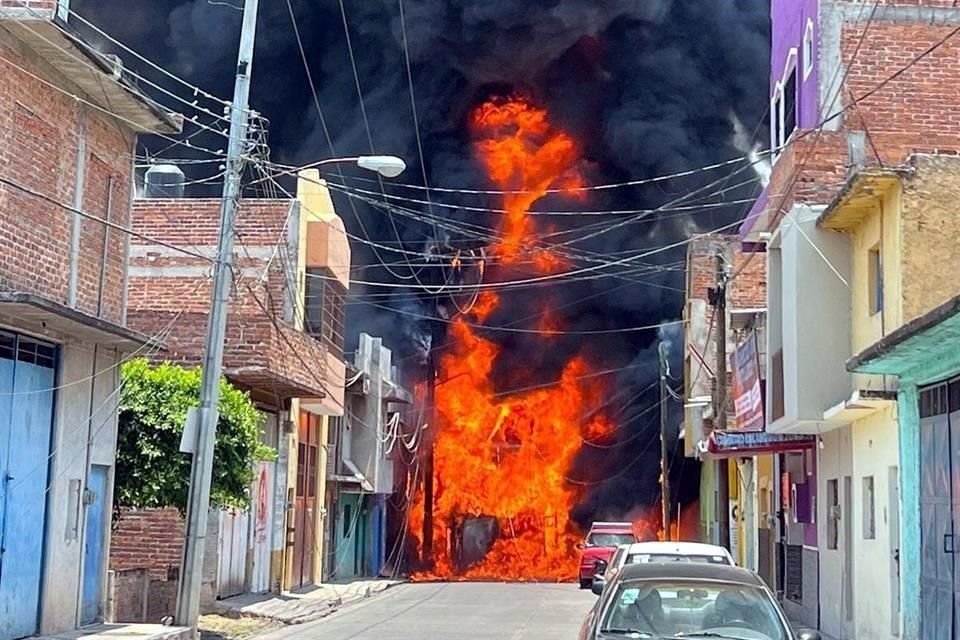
[211,579,402,625]
[37,624,192,640]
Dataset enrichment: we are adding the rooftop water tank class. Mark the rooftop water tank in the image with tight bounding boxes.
[144,164,185,199]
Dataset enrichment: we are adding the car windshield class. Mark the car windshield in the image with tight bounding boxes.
[588,533,636,547]
[600,580,787,640]
[627,553,731,565]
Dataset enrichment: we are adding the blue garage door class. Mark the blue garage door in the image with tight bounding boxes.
[0,331,56,640]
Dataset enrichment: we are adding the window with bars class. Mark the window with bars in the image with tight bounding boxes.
[0,331,56,368]
[305,267,346,360]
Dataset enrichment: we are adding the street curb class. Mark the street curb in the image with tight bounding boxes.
[211,580,405,626]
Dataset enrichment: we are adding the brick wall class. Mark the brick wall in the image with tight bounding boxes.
[685,234,766,436]
[763,5,960,228]
[106,568,179,624]
[0,38,133,324]
[110,508,185,580]
[0,0,58,16]
[686,234,766,309]
[128,198,332,399]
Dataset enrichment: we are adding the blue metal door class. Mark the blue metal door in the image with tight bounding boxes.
[82,465,109,624]
[0,332,56,640]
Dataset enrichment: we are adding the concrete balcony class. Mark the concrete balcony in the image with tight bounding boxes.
[0,0,180,134]
[766,205,854,434]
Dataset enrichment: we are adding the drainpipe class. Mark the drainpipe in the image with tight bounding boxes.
[68,109,87,308]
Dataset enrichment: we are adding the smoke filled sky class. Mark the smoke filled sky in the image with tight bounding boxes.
[74,0,770,523]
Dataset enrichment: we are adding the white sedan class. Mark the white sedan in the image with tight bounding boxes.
[591,541,736,595]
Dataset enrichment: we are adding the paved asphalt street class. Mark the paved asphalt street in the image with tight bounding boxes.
[258,582,595,640]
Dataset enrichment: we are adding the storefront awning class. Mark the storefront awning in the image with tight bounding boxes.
[704,430,817,459]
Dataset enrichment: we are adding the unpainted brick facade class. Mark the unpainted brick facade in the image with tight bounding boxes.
[684,235,766,449]
[761,4,960,227]
[109,507,185,580]
[0,34,134,324]
[127,198,331,401]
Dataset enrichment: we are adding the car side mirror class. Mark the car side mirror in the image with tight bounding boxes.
[594,559,608,574]
[576,542,585,550]
[796,629,821,640]
[591,579,605,596]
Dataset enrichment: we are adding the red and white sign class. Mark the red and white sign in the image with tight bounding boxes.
[731,331,764,432]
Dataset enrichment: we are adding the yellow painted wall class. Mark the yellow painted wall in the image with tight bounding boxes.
[850,183,902,355]
[850,405,900,640]
[900,156,960,323]
[849,184,902,392]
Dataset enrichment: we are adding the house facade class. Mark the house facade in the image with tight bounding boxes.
[841,155,960,640]
[684,234,812,597]
[0,0,181,635]
[739,1,960,638]
[325,333,411,581]
[112,169,349,612]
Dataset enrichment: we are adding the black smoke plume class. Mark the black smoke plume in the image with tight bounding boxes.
[74,0,769,530]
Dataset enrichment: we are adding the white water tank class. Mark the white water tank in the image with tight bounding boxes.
[144,164,185,199]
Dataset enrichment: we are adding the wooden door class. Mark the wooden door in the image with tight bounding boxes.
[292,413,320,588]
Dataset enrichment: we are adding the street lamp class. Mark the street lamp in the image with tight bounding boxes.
[355,155,407,178]
[255,155,407,186]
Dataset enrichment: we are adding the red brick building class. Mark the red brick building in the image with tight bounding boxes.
[114,170,350,610]
[0,0,180,635]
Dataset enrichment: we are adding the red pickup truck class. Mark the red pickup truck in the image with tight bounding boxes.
[576,521,638,588]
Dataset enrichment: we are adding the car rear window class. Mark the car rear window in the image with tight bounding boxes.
[588,532,636,547]
[627,553,730,565]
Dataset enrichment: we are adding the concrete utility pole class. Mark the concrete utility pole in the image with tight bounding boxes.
[658,341,671,540]
[711,250,731,549]
[175,0,259,627]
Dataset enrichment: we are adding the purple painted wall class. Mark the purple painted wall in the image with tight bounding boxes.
[739,0,820,241]
[771,0,820,129]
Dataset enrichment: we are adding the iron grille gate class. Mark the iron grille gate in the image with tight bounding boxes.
[919,379,960,640]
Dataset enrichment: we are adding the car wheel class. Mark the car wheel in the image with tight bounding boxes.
[579,579,591,589]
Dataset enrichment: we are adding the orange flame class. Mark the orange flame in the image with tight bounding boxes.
[409,97,616,582]
[471,97,583,267]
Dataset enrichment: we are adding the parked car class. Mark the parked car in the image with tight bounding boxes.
[579,562,820,640]
[577,522,639,589]
[591,541,736,595]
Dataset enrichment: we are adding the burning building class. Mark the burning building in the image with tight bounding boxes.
[73,0,771,583]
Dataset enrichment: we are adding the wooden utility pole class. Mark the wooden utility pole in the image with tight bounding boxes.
[712,250,731,548]
[659,341,671,540]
